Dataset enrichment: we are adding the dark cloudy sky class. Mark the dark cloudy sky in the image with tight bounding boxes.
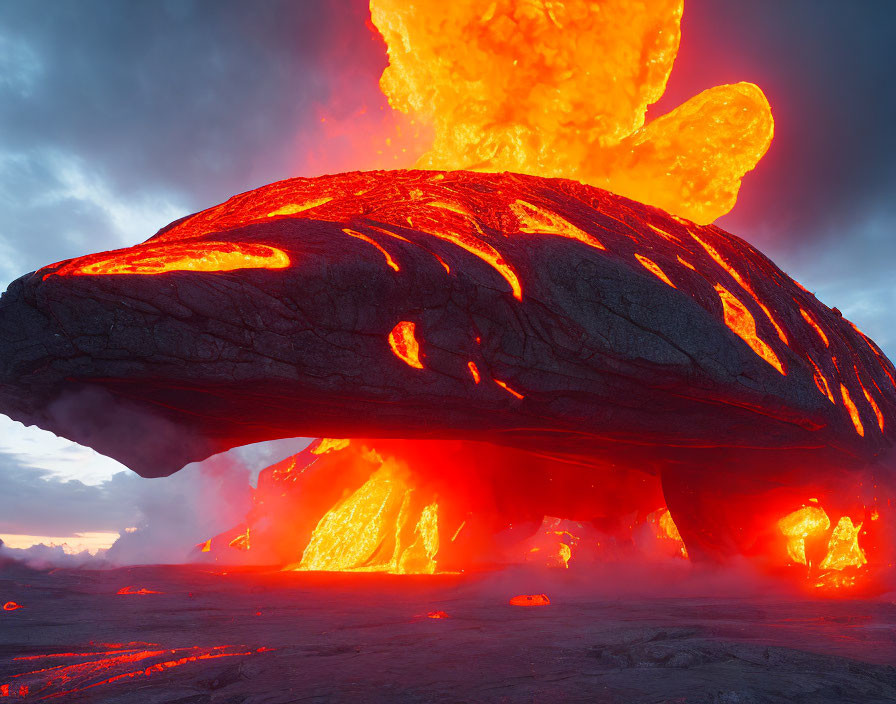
[0,1,894,550]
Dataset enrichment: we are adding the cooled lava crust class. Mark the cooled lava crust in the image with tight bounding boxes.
[0,169,893,558]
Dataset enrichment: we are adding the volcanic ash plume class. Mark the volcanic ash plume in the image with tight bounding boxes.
[370,0,773,224]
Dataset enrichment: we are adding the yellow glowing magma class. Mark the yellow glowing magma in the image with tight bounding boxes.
[371,0,773,224]
[291,460,440,574]
[778,505,868,585]
[777,505,830,566]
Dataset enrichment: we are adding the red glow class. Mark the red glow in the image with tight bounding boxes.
[116,586,161,595]
[427,610,449,619]
[0,645,269,700]
[2,602,22,611]
[510,594,550,607]
[388,321,424,369]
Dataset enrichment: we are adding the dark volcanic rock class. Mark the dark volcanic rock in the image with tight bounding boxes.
[0,170,894,558]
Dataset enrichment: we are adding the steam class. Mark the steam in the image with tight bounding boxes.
[0,436,310,568]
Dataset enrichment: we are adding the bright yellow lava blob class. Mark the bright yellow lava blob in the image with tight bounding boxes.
[371,0,772,224]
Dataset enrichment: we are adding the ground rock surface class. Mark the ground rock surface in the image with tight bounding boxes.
[2,563,896,703]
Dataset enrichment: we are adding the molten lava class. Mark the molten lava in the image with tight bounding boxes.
[116,586,161,595]
[48,242,290,277]
[778,504,871,590]
[388,321,425,370]
[289,455,439,574]
[370,0,772,224]
[510,594,550,607]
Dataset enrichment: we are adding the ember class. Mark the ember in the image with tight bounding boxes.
[2,602,23,611]
[510,594,550,607]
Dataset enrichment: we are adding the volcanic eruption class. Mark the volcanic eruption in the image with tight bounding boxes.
[0,0,892,593]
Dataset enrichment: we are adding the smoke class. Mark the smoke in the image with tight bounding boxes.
[0,436,310,568]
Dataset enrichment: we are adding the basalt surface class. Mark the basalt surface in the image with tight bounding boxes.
[0,170,894,560]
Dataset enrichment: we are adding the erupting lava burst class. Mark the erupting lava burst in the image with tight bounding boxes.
[0,1,893,595]
[370,0,773,224]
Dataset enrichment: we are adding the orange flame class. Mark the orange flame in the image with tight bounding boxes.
[510,200,605,251]
[388,320,424,369]
[2,601,23,611]
[370,0,773,224]
[818,516,867,572]
[857,372,885,432]
[692,232,788,344]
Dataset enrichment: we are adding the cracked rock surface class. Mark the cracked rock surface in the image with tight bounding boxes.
[2,563,896,703]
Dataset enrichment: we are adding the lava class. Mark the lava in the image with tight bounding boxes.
[47,242,290,277]
[388,321,424,370]
[714,283,784,375]
[0,645,269,700]
[777,503,873,590]
[370,0,772,223]
[116,586,161,595]
[288,456,439,574]
[510,594,550,607]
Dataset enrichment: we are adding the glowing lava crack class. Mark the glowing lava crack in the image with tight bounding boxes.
[0,169,894,583]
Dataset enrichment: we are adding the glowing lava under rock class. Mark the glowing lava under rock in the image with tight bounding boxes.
[0,167,894,590]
